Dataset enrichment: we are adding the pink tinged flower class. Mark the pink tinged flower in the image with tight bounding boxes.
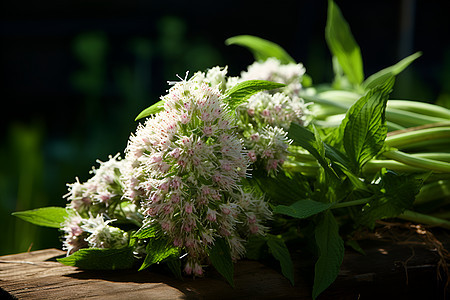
[262,109,270,117]
[193,263,203,276]
[184,262,193,275]
[247,151,257,162]
[144,207,157,216]
[98,192,112,203]
[201,186,210,195]
[150,154,163,164]
[173,238,182,247]
[248,214,257,224]
[197,195,208,205]
[180,113,190,124]
[170,193,180,203]
[202,232,214,244]
[170,148,181,159]
[262,150,274,158]
[267,159,278,171]
[161,221,171,231]
[159,162,171,173]
[218,119,229,129]
[213,173,222,183]
[171,176,182,189]
[220,228,231,236]
[206,209,217,222]
[163,204,174,215]
[221,162,232,172]
[184,237,195,248]
[71,224,83,236]
[247,108,255,116]
[151,193,161,203]
[249,224,259,234]
[185,203,193,214]
[159,181,170,192]
[250,133,260,141]
[221,205,231,215]
[203,126,214,136]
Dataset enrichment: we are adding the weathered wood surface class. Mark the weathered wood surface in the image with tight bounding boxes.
[0,230,448,299]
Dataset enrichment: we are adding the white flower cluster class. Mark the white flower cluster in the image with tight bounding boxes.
[230,58,311,173]
[62,155,137,255]
[64,154,125,215]
[60,60,308,276]
[123,73,271,275]
[237,57,306,98]
[62,212,128,255]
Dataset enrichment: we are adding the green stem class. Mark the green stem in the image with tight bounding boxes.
[414,179,450,205]
[387,100,450,119]
[386,108,449,128]
[398,210,450,229]
[332,198,371,209]
[363,159,426,174]
[283,161,319,176]
[385,126,450,149]
[383,150,450,173]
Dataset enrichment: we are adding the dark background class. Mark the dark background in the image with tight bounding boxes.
[1,0,449,255]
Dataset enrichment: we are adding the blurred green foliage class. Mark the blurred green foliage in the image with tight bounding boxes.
[0,16,225,255]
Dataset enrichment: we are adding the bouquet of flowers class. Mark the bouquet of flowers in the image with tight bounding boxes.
[14,1,450,298]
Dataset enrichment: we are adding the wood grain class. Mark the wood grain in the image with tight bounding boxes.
[0,230,448,299]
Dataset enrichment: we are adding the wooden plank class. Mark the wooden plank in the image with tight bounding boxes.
[0,229,448,299]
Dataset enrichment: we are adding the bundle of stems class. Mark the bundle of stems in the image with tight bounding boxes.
[288,91,450,228]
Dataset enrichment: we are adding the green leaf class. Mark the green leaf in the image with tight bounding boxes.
[312,210,345,299]
[245,235,268,260]
[288,123,338,178]
[274,200,333,219]
[57,247,135,270]
[225,35,295,64]
[325,0,364,85]
[340,77,395,173]
[132,224,158,239]
[166,256,183,280]
[362,52,422,90]
[208,238,234,287]
[250,168,311,206]
[135,100,164,121]
[267,235,295,285]
[224,80,285,110]
[357,170,423,229]
[346,240,366,255]
[139,238,179,271]
[12,207,68,228]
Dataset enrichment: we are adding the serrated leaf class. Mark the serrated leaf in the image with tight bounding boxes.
[274,200,333,219]
[245,235,268,260]
[57,247,135,270]
[166,256,183,280]
[135,100,164,121]
[208,238,234,287]
[225,35,295,64]
[132,224,158,239]
[357,170,423,229]
[267,235,295,285]
[362,52,422,90]
[312,210,344,299]
[326,0,364,85]
[340,77,395,173]
[250,168,311,206]
[224,80,285,110]
[12,207,68,228]
[139,238,179,271]
[288,123,338,179]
